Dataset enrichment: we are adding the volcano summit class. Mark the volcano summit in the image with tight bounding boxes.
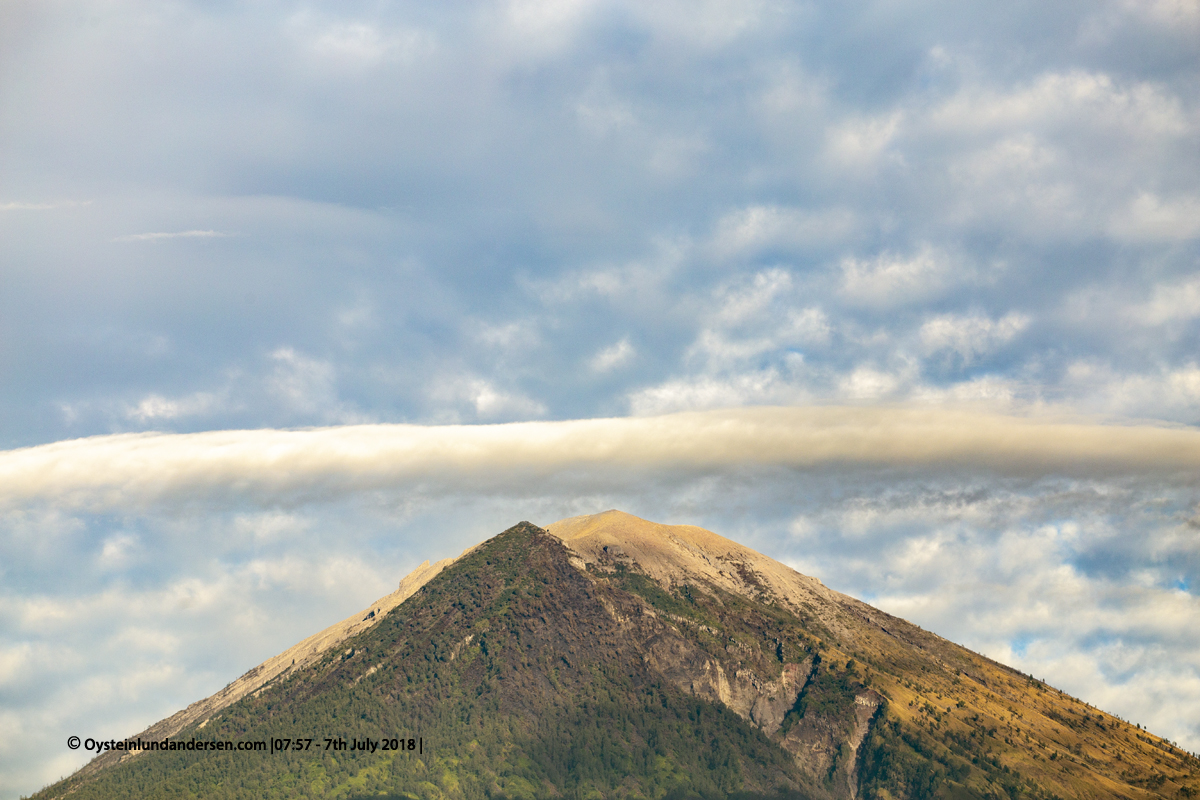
[36,511,1199,800]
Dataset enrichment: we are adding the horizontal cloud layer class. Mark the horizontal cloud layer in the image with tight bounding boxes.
[4,407,1199,512]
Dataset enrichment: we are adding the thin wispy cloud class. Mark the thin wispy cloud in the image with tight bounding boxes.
[1,200,91,211]
[111,230,231,242]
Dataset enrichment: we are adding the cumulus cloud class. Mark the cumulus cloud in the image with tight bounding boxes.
[428,376,548,421]
[710,205,857,256]
[840,248,960,306]
[1130,274,1200,325]
[590,338,635,372]
[126,391,223,423]
[929,70,1188,137]
[627,370,805,415]
[919,311,1030,363]
[826,112,904,168]
[288,13,435,68]
[1110,192,1200,241]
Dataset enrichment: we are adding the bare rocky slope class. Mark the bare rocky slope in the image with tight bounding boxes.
[38,512,1199,800]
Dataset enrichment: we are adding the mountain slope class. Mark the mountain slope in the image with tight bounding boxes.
[35,512,1199,800]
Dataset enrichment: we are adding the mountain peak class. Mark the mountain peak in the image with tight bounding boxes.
[548,509,834,622]
[38,515,1199,800]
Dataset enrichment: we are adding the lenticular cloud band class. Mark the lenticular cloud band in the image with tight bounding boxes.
[2,406,1198,512]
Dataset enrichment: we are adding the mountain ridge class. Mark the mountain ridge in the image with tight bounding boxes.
[37,512,1199,800]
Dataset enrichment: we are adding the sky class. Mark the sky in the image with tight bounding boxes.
[1,0,1199,795]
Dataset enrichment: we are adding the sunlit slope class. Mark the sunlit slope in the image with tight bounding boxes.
[72,554,459,781]
[550,511,1199,800]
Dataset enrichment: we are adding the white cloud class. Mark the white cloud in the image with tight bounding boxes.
[1110,192,1200,241]
[631,0,769,47]
[666,271,832,391]
[945,135,1081,230]
[309,22,432,66]
[590,338,635,373]
[575,88,638,138]
[954,134,1058,184]
[785,307,832,344]
[826,111,903,168]
[710,205,856,257]
[1130,274,1200,325]
[496,0,600,57]
[2,202,57,211]
[919,311,1030,362]
[476,321,540,350]
[0,200,91,211]
[840,247,958,306]
[838,366,906,400]
[628,370,802,414]
[430,376,548,420]
[1116,0,1200,28]
[127,391,222,423]
[1064,360,1200,417]
[911,375,1021,406]
[232,512,310,544]
[98,534,139,571]
[528,243,684,305]
[111,230,230,243]
[268,347,337,415]
[930,70,1188,137]
[712,268,792,324]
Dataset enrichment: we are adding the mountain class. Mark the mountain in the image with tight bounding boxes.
[34,511,1199,800]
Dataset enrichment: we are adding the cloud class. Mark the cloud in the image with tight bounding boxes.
[1115,0,1200,30]
[288,14,435,69]
[126,392,223,423]
[2,407,1198,514]
[1063,361,1200,419]
[428,376,548,421]
[111,230,231,242]
[710,205,857,256]
[826,112,904,168]
[627,370,804,414]
[590,338,635,372]
[1110,192,1200,241]
[837,366,909,400]
[840,247,959,306]
[929,70,1188,137]
[268,347,338,415]
[1130,274,1200,325]
[0,200,90,211]
[919,311,1030,363]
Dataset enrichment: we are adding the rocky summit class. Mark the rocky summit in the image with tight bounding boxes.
[36,511,1200,800]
